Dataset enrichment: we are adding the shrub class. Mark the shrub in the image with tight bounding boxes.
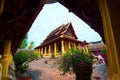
[14,50,40,71]
[51,53,55,58]
[29,52,40,60]
[14,51,29,66]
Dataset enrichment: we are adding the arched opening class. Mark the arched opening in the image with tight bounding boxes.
[27,2,107,79]
[0,0,120,80]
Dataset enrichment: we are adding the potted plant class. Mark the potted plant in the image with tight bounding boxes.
[57,48,95,80]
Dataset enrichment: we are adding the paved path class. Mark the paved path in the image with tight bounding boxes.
[19,58,109,80]
[27,58,75,80]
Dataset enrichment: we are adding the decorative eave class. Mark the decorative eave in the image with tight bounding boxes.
[34,36,82,49]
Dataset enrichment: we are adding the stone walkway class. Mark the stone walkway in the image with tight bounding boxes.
[18,58,109,80]
[27,58,75,80]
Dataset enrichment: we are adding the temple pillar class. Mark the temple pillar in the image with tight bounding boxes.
[82,46,85,53]
[42,47,44,56]
[0,39,12,80]
[61,39,65,53]
[49,45,51,54]
[85,45,88,54]
[41,47,43,55]
[68,41,71,49]
[44,46,47,56]
[98,0,120,79]
[54,42,57,56]
[73,42,76,50]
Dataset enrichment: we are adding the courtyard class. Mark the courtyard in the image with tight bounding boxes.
[17,57,108,80]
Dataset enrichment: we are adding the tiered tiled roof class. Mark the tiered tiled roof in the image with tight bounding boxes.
[41,22,78,44]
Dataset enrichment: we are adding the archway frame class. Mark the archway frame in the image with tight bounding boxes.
[98,0,120,79]
[0,0,120,80]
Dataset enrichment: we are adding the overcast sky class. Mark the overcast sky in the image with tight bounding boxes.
[27,2,102,47]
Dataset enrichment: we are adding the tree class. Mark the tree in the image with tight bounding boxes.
[19,34,28,49]
[28,41,35,49]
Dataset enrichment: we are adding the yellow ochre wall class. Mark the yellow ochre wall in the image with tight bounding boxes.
[98,0,120,80]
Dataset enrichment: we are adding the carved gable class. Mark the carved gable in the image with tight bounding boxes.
[63,23,78,39]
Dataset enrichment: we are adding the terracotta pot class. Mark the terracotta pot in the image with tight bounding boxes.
[73,63,93,80]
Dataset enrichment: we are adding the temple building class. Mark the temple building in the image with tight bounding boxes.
[35,22,83,57]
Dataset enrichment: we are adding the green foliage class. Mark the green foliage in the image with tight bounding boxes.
[17,65,29,69]
[40,53,43,58]
[99,48,107,64]
[58,50,72,74]
[28,41,35,49]
[51,53,55,58]
[19,34,28,49]
[71,49,93,64]
[29,52,40,60]
[14,50,40,70]
[100,48,106,54]
[14,51,29,66]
